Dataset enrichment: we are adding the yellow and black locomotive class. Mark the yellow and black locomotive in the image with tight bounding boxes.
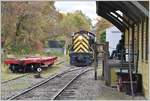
[69,30,96,66]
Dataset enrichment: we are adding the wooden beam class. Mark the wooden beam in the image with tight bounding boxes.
[131,1,149,17]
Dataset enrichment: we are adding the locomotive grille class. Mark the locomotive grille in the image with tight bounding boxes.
[73,34,89,53]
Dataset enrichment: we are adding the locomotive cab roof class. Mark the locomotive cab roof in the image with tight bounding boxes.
[73,30,95,37]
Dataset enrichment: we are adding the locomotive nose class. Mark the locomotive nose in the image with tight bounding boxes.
[78,55,84,60]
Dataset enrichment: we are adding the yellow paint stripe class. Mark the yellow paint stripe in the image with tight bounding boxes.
[74,37,81,44]
[73,41,81,49]
[82,37,88,44]
[77,48,88,53]
[83,34,89,40]
[80,45,88,52]
[74,36,88,45]
[81,41,89,49]
[74,42,88,51]
[73,35,89,45]
[78,49,84,53]
[74,45,81,52]
[74,34,79,39]
[74,44,88,53]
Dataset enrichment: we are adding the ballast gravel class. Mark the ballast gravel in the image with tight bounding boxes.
[57,70,146,100]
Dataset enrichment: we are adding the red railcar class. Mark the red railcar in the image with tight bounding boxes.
[4,56,57,73]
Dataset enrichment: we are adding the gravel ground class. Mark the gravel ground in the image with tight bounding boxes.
[13,68,89,100]
[1,75,45,100]
[1,57,146,100]
[57,70,146,100]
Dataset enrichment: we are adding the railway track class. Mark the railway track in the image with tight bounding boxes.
[8,67,93,100]
[1,60,65,100]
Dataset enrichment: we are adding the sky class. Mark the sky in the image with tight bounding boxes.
[54,1,121,51]
[54,1,99,26]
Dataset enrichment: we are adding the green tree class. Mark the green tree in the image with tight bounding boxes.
[59,10,92,50]
[100,31,106,43]
[95,17,112,43]
[1,2,92,55]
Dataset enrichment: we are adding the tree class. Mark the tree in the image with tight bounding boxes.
[100,31,106,43]
[95,17,112,43]
[1,1,62,54]
[58,10,92,50]
[1,2,92,55]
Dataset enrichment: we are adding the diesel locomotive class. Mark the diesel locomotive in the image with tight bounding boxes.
[69,30,96,66]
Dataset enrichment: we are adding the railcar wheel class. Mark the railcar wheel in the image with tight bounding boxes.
[37,67,42,72]
[9,64,16,73]
[30,65,34,72]
[28,64,40,72]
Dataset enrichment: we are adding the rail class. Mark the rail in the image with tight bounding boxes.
[7,67,92,100]
[51,68,93,100]
[1,73,29,84]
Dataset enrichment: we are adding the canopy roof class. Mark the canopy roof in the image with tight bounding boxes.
[96,1,149,32]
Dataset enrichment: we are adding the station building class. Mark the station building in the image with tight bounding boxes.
[96,1,149,98]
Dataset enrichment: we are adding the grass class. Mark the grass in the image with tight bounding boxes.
[1,63,27,81]
[41,65,62,78]
[46,51,64,57]
[7,81,31,91]
[40,56,68,78]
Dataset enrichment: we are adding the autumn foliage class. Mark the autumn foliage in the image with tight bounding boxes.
[1,1,92,55]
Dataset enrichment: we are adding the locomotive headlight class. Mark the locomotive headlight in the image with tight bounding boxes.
[79,35,83,40]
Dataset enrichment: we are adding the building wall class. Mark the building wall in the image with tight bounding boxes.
[138,17,149,98]
[124,17,149,98]
[106,26,122,54]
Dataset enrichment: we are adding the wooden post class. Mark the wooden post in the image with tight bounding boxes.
[103,43,106,81]
[103,42,110,86]
[128,27,134,98]
[94,43,98,80]
[102,44,105,80]
[136,24,139,73]
[101,60,104,80]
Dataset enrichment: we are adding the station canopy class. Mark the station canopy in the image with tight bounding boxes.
[96,1,149,32]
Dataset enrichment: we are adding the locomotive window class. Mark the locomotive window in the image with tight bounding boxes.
[145,17,149,61]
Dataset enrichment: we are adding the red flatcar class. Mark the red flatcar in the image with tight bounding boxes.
[4,56,57,73]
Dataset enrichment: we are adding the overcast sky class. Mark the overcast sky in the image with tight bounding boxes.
[54,1,99,26]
